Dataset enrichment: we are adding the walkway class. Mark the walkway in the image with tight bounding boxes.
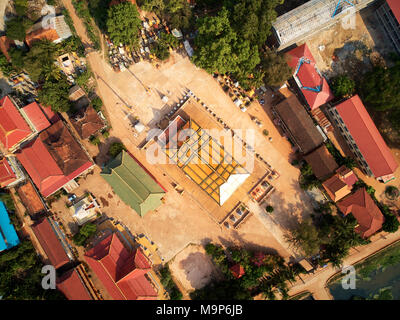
[288,230,400,299]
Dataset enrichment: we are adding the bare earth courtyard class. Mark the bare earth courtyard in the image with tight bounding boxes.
[53,1,318,268]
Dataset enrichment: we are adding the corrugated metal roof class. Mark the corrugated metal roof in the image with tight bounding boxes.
[0,201,20,252]
[335,95,398,178]
[101,151,165,217]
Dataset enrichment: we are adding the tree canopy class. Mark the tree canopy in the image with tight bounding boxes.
[37,77,71,113]
[261,49,293,87]
[0,240,65,300]
[286,219,322,257]
[331,75,355,98]
[360,63,400,111]
[23,40,57,82]
[107,2,142,47]
[6,16,33,41]
[192,8,259,77]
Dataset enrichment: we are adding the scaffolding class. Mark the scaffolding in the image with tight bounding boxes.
[273,0,376,49]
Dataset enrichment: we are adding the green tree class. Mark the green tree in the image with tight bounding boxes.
[107,2,142,47]
[137,0,165,13]
[331,75,355,98]
[0,53,15,76]
[151,41,170,60]
[360,63,400,111]
[286,219,322,256]
[9,48,25,71]
[14,0,28,16]
[108,142,126,157]
[381,205,400,233]
[37,78,71,112]
[226,0,283,48]
[91,96,103,112]
[23,40,57,82]
[6,17,33,41]
[262,49,293,87]
[72,223,97,246]
[164,0,193,31]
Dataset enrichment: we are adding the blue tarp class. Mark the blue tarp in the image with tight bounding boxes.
[0,201,20,251]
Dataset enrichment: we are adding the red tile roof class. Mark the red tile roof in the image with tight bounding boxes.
[16,121,93,197]
[31,218,70,269]
[0,96,32,150]
[337,188,385,238]
[304,145,339,180]
[0,158,17,187]
[57,268,92,300]
[0,36,12,61]
[286,44,334,110]
[85,233,157,300]
[335,95,398,178]
[22,102,51,132]
[336,165,358,187]
[387,0,400,23]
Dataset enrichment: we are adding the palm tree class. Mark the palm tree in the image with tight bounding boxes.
[42,63,62,81]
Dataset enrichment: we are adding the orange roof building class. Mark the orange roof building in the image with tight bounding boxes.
[85,233,158,300]
[322,166,358,202]
[337,188,385,238]
[328,95,398,182]
[286,44,334,110]
[25,16,72,47]
[56,268,93,300]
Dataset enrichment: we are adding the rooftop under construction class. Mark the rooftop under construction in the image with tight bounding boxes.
[273,0,376,50]
[159,117,250,206]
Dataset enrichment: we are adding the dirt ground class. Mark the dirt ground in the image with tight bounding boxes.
[306,7,396,80]
[59,0,318,264]
[168,244,222,294]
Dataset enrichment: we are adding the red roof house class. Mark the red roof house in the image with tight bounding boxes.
[0,96,33,151]
[334,95,398,180]
[0,157,17,188]
[85,233,157,300]
[230,264,245,279]
[31,217,70,269]
[57,268,92,300]
[16,121,93,197]
[322,166,358,202]
[286,44,334,110]
[21,102,52,132]
[337,188,385,238]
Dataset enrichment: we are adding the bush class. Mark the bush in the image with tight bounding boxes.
[91,96,103,112]
[89,135,101,145]
[331,75,355,98]
[262,129,269,136]
[102,129,110,138]
[381,205,400,233]
[385,186,399,200]
[265,205,274,213]
[159,265,183,300]
[72,223,97,246]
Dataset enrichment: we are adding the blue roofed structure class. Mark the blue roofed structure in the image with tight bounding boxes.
[0,201,20,251]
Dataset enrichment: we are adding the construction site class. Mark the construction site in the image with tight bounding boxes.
[273,0,376,51]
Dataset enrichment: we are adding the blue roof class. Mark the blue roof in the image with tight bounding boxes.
[0,201,20,251]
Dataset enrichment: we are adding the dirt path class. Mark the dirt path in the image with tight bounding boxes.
[288,230,400,300]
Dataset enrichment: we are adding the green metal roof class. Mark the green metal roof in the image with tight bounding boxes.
[100,151,165,217]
